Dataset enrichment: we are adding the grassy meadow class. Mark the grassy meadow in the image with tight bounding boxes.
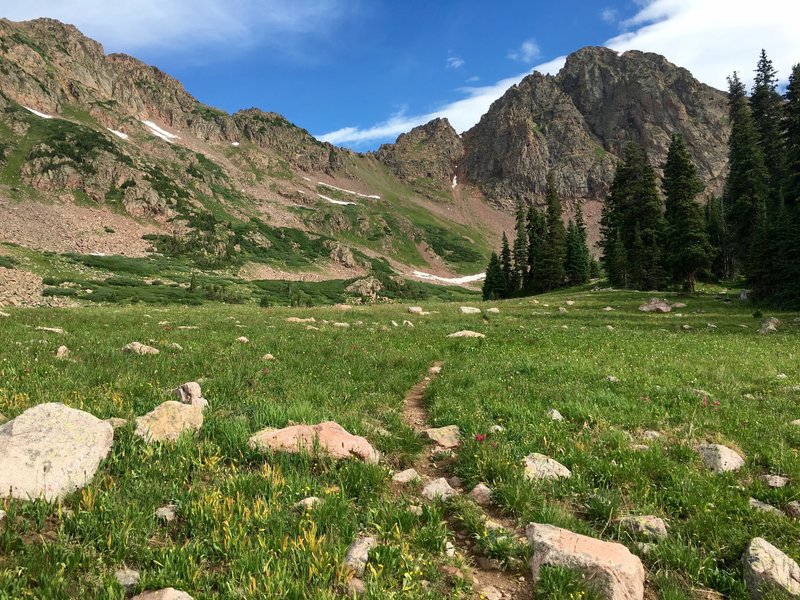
[0,287,798,599]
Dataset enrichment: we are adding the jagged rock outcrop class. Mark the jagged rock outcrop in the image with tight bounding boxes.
[460,47,728,211]
[375,118,463,194]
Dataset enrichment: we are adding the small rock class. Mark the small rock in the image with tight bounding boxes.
[761,475,789,488]
[169,343,183,351]
[295,496,321,511]
[392,468,420,484]
[286,317,316,324]
[447,330,485,338]
[639,298,671,313]
[489,424,505,433]
[135,402,203,443]
[345,536,378,577]
[548,408,564,422]
[173,382,208,409]
[617,515,668,540]
[176,326,198,330]
[0,311,9,317]
[606,325,615,331]
[742,537,800,599]
[131,589,193,600]
[0,509,6,522]
[262,353,275,360]
[54,345,70,359]
[749,498,785,516]
[155,505,176,522]
[445,541,456,557]
[758,317,780,335]
[346,577,366,596]
[408,306,424,314]
[122,342,159,355]
[469,483,493,506]
[421,477,457,500]
[403,320,414,328]
[447,476,463,489]
[558,307,567,313]
[607,375,618,383]
[115,568,141,591]
[523,453,571,480]
[306,325,319,331]
[630,444,649,452]
[429,365,442,375]
[642,430,661,441]
[634,542,656,556]
[672,302,687,309]
[707,323,717,329]
[786,501,800,519]
[565,300,575,306]
[408,505,423,516]
[602,306,615,311]
[777,373,788,380]
[486,307,500,314]
[697,443,745,473]
[390,320,398,327]
[477,557,503,571]
[333,322,350,328]
[681,324,692,330]
[477,585,502,600]
[236,336,249,343]
[459,306,481,314]
[106,417,128,429]
[36,326,64,334]
[424,425,461,448]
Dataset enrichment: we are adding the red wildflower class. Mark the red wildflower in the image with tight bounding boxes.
[475,434,487,442]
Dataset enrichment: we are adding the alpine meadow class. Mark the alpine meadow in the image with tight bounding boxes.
[0,9,799,600]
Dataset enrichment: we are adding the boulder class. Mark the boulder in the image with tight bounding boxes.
[345,277,384,302]
[526,523,645,600]
[173,382,208,409]
[248,421,379,464]
[617,515,668,540]
[447,330,485,338]
[761,475,789,488]
[639,298,672,313]
[523,453,572,480]
[469,483,493,506]
[392,468,420,484]
[421,477,457,500]
[294,496,321,511]
[696,443,745,473]
[115,568,140,591]
[408,306,424,314]
[548,408,564,422]
[55,345,70,359]
[423,425,461,448]
[742,537,800,599]
[134,401,203,443]
[156,504,177,522]
[122,342,159,355]
[749,498,785,517]
[759,317,780,335]
[486,307,500,314]
[131,590,194,600]
[286,317,316,324]
[345,536,378,577]
[0,403,113,501]
[459,306,481,314]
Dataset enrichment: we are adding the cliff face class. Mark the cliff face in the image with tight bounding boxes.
[459,47,729,207]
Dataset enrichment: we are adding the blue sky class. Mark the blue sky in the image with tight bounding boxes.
[4,1,799,150]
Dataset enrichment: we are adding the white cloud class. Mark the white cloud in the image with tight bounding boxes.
[447,56,465,69]
[508,38,541,63]
[2,0,355,53]
[320,0,800,148]
[600,7,618,23]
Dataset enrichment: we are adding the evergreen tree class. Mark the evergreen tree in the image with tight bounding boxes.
[704,196,727,279]
[537,173,566,291]
[482,252,507,300]
[573,204,591,283]
[750,50,786,204]
[525,205,547,291]
[511,204,528,294]
[606,229,628,287]
[500,233,513,292]
[785,64,800,206]
[564,220,579,286]
[662,133,713,291]
[564,208,591,286]
[723,71,770,273]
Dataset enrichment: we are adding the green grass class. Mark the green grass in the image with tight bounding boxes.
[0,287,798,598]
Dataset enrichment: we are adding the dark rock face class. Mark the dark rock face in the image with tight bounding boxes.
[460,47,729,208]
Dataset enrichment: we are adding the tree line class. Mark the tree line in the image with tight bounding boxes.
[484,50,800,308]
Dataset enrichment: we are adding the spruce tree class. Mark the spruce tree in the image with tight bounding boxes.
[606,229,628,287]
[564,210,591,286]
[564,220,579,286]
[785,64,800,206]
[751,50,786,204]
[723,71,770,274]
[662,133,713,291]
[574,204,591,283]
[511,204,528,294]
[537,173,566,291]
[482,252,506,300]
[500,233,512,293]
[704,196,727,279]
[525,205,547,292]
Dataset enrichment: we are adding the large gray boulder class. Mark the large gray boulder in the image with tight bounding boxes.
[0,403,113,501]
[526,523,644,600]
[742,537,800,599]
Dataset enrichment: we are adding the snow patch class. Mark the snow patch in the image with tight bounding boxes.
[231,142,240,147]
[413,271,485,285]
[452,175,457,189]
[107,128,129,140]
[318,194,356,206]
[141,120,181,144]
[23,106,53,119]
[318,181,380,200]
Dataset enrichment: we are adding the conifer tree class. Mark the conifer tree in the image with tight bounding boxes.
[482,252,506,300]
[785,64,800,206]
[500,233,512,292]
[662,133,712,291]
[750,50,786,204]
[511,204,528,294]
[525,205,547,291]
[723,71,770,273]
[574,204,591,283]
[564,208,591,286]
[606,229,628,287]
[537,173,566,291]
[704,196,727,279]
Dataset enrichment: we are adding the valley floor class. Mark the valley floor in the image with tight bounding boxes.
[0,289,798,599]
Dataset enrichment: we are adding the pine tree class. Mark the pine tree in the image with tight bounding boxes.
[704,196,727,279]
[574,204,591,283]
[785,64,800,206]
[500,233,512,293]
[525,205,547,292]
[751,50,786,204]
[537,173,566,291]
[511,204,528,294]
[564,210,591,286]
[723,71,770,274]
[564,220,579,286]
[482,252,506,300]
[662,133,713,291]
[606,229,628,287]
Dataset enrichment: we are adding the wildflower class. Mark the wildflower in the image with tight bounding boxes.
[475,433,487,442]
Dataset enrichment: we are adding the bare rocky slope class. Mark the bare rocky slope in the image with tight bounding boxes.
[0,19,730,304]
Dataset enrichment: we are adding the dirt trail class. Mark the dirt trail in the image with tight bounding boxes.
[402,362,533,599]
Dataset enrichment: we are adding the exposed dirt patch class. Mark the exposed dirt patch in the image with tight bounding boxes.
[0,266,74,307]
[237,261,366,282]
